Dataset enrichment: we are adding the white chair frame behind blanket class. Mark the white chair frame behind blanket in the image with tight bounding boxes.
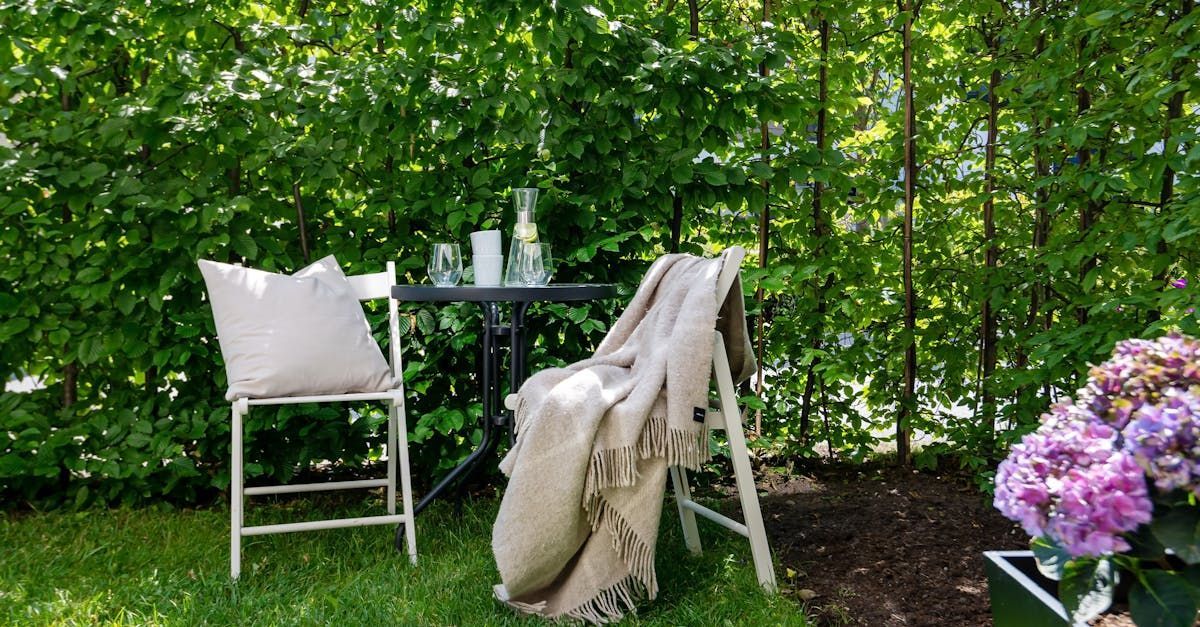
[502,247,776,592]
[670,246,775,592]
[229,261,417,579]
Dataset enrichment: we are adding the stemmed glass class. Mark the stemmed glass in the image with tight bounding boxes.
[427,243,463,286]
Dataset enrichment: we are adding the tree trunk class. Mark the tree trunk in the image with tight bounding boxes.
[980,30,1001,448]
[60,77,77,410]
[667,1,700,255]
[1074,30,1097,327]
[1147,0,1191,323]
[1019,0,1053,406]
[753,0,773,436]
[898,0,917,465]
[799,16,831,444]
[669,195,683,253]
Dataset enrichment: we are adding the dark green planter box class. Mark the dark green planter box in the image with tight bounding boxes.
[984,550,1080,627]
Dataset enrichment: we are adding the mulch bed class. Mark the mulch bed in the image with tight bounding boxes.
[749,463,1028,626]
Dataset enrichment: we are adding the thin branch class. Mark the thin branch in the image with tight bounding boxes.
[140,142,197,174]
[211,19,245,53]
[291,38,339,55]
[293,182,311,264]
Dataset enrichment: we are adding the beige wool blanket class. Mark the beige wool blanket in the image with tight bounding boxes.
[492,253,755,623]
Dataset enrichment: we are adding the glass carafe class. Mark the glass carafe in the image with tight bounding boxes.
[504,187,540,286]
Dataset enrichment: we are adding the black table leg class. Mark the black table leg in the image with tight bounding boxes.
[396,302,503,550]
[507,301,534,444]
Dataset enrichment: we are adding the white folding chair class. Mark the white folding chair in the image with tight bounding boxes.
[503,247,776,591]
[669,246,776,592]
[229,261,417,579]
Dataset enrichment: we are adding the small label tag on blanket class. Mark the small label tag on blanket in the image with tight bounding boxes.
[693,407,706,423]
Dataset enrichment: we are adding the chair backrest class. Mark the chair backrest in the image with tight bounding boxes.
[715,246,746,305]
[346,261,397,301]
[345,262,403,380]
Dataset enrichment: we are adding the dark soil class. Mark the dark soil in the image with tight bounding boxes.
[753,463,1028,626]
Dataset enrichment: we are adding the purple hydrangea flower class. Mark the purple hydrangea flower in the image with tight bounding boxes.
[996,334,1200,559]
[1077,334,1200,429]
[994,404,1152,557]
[1172,278,1189,289]
[1122,389,1200,496]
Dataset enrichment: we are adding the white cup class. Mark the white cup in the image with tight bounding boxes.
[473,254,503,286]
[470,230,502,256]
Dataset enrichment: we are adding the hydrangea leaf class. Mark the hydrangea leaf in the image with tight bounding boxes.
[1127,524,1167,560]
[1129,571,1197,627]
[1151,507,1200,565]
[1031,536,1070,581]
[1060,558,1116,624]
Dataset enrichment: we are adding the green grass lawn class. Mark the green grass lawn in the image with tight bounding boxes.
[0,491,805,625]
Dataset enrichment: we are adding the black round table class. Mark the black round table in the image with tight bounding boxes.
[390,283,617,537]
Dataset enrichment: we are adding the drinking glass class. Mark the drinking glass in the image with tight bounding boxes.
[427,243,463,287]
[518,243,553,286]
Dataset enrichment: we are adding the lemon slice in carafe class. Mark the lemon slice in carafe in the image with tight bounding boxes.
[514,222,538,243]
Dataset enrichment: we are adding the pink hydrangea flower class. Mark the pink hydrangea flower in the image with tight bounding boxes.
[994,405,1152,557]
[996,334,1200,559]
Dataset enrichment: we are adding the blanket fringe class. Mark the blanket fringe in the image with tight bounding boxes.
[583,446,639,497]
[589,497,658,598]
[583,417,713,501]
[637,415,711,471]
[563,573,643,625]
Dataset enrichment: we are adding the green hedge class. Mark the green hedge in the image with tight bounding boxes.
[1,0,1197,506]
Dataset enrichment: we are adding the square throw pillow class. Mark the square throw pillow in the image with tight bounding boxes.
[198,255,396,401]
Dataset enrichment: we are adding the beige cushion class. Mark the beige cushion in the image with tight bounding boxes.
[198,255,396,401]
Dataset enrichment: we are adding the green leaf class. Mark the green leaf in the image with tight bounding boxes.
[470,167,489,188]
[1085,10,1116,26]
[703,169,727,186]
[1128,524,1167,560]
[73,484,89,509]
[0,317,31,341]
[50,124,72,143]
[671,164,693,184]
[79,162,108,183]
[1130,571,1198,627]
[1152,507,1200,564]
[416,309,435,335]
[231,232,258,260]
[77,335,105,365]
[358,111,378,135]
[1060,558,1116,624]
[1031,536,1070,581]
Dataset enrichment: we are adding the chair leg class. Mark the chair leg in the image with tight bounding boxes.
[714,336,776,593]
[724,410,776,592]
[669,466,703,554]
[387,404,397,516]
[394,398,417,564]
[231,402,244,580]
